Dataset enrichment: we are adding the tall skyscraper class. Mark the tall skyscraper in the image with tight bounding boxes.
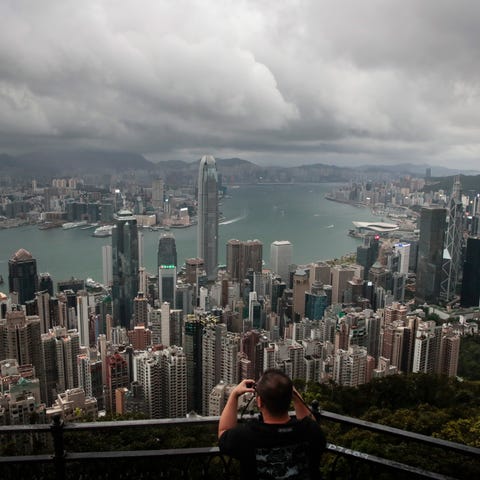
[112,210,139,328]
[270,241,293,284]
[158,233,178,306]
[197,155,219,281]
[38,272,54,296]
[460,237,480,307]
[226,239,263,282]
[0,311,46,402]
[184,315,205,412]
[151,178,164,209]
[440,177,464,303]
[416,207,446,305]
[356,234,380,280]
[8,248,39,305]
[102,245,113,286]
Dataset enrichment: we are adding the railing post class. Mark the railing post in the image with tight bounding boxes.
[311,399,322,423]
[51,415,66,480]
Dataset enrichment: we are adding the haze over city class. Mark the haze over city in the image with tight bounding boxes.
[1,0,480,170]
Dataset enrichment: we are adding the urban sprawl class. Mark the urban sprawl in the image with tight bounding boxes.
[1,157,479,425]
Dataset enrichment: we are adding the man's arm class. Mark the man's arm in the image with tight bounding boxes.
[292,387,315,421]
[218,379,255,439]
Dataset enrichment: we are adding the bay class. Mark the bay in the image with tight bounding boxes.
[0,183,378,288]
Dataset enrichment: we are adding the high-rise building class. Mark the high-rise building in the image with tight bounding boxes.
[305,282,329,321]
[416,207,446,305]
[105,352,129,413]
[112,210,139,328]
[331,265,356,305]
[157,233,177,307]
[393,242,410,275]
[270,241,293,284]
[151,178,164,209]
[461,237,480,307]
[159,265,177,307]
[356,234,380,280]
[226,239,263,282]
[202,322,240,415]
[197,155,219,281]
[333,345,368,387]
[102,245,113,287]
[0,311,45,402]
[412,321,441,374]
[8,248,38,305]
[38,273,54,296]
[42,327,80,406]
[76,290,91,347]
[440,177,464,303]
[133,292,149,326]
[292,268,309,320]
[184,315,204,413]
[134,347,187,418]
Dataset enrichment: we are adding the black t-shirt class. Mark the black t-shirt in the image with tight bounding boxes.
[219,417,326,480]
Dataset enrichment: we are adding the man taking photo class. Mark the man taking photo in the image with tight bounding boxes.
[218,369,326,479]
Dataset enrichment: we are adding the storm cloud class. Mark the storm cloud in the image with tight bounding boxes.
[1,0,479,169]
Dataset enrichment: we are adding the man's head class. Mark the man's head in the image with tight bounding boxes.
[255,369,293,417]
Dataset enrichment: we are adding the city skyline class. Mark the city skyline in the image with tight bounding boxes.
[0,1,479,171]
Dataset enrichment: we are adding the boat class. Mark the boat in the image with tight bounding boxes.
[62,221,88,230]
[92,225,113,237]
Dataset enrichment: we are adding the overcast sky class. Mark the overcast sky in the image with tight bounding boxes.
[1,0,479,169]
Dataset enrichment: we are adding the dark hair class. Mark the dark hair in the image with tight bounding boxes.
[255,369,293,416]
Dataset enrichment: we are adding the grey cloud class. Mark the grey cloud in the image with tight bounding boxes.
[0,0,479,171]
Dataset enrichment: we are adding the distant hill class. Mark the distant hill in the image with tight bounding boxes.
[1,150,479,186]
[358,162,479,177]
[423,174,480,193]
[0,150,155,178]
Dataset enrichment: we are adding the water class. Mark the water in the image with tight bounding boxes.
[0,183,378,288]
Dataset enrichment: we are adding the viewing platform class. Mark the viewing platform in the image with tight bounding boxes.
[1,408,478,479]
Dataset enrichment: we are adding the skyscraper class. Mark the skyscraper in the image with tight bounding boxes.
[102,245,113,286]
[151,178,164,209]
[197,155,219,281]
[112,210,139,328]
[416,207,446,305]
[270,240,293,284]
[8,248,38,305]
[226,239,263,282]
[158,233,178,306]
[440,177,464,303]
[460,237,480,307]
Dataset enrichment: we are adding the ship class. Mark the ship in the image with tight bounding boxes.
[62,221,88,229]
[92,225,113,237]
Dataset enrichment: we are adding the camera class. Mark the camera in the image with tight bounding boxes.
[246,381,256,389]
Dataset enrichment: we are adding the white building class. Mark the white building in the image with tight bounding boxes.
[270,240,293,284]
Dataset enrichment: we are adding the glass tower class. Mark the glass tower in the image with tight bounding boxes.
[197,155,219,281]
[8,248,38,305]
[416,207,446,305]
[440,177,464,303]
[112,210,139,328]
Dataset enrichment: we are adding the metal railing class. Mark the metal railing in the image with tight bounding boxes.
[0,410,479,479]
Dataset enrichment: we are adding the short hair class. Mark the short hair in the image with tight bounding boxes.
[255,369,293,416]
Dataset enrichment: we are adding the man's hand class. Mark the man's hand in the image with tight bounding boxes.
[218,379,256,438]
[232,379,256,398]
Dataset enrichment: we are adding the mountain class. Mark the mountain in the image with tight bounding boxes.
[2,150,479,185]
[0,150,155,178]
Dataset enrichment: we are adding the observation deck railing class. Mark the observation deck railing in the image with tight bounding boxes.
[0,409,478,479]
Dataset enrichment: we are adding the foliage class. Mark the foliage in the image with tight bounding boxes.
[302,373,480,478]
[458,335,480,380]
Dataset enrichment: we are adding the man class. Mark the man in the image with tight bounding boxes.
[218,369,326,479]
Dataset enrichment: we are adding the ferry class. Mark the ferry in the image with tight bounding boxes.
[62,221,88,230]
[92,225,113,237]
